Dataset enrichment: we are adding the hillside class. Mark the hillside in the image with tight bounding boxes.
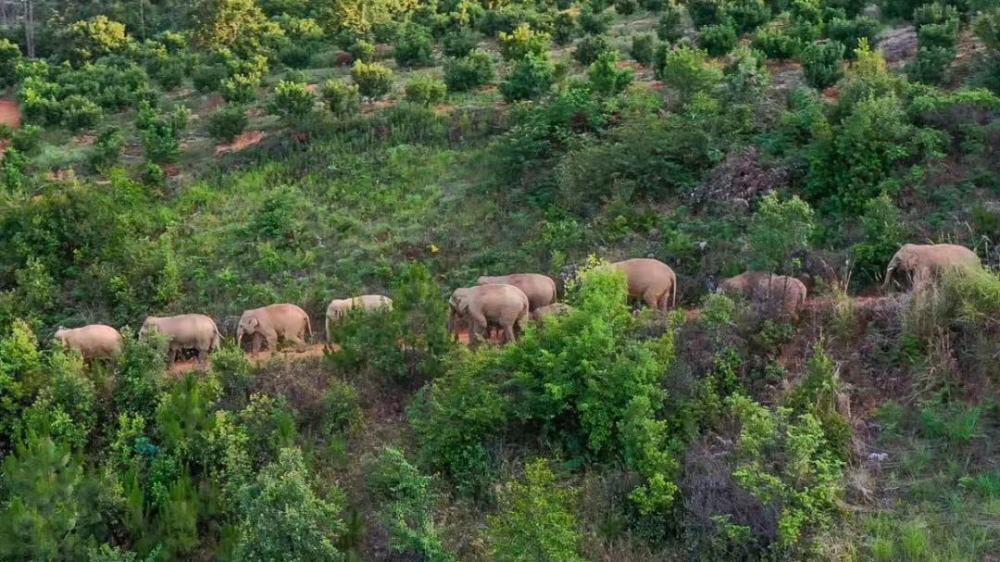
[0,0,998,560]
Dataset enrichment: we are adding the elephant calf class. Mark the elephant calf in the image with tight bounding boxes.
[237,303,312,355]
[883,243,981,291]
[449,284,530,346]
[719,271,807,320]
[611,258,678,311]
[54,324,123,360]
[325,294,393,342]
[476,273,557,311]
[531,303,574,324]
[140,314,221,364]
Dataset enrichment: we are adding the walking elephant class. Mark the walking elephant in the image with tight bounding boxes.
[610,258,678,311]
[883,243,981,291]
[325,294,393,342]
[449,284,530,346]
[54,324,123,361]
[237,303,312,355]
[139,314,221,363]
[719,271,808,320]
[476,273,557,311]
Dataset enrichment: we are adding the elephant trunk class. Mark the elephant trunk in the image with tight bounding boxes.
[882,260,897,292]
[236,326,244,346]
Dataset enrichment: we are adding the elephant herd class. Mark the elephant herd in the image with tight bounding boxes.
[50,243,984,363]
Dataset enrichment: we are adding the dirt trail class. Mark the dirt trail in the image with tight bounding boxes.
[0,99,21,129]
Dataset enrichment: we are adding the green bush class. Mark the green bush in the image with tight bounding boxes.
[699,23,739,56]
[444,50,496,92]
[499,24,551,61]
[268,79,316,124]
[317,380,362,436]
[801,40,845,89]
[658,45,723,101]
[976,8,1000,53]
[615,0,639,15]
[239,393,297,469]
[405,76,448,105]
[351,60,394,98]
[913,2,959,29]
[553,12,580,45]
[487,459,585,562]
[368,447,452,560]
[139,105,188,164]
[729,0,772,32]
[62,15,131,63]
[62,94,103,131]
[580,5,613,35]
[321,79,361,116]
[827,16,880,58]
[500,54,556,101]
[279,43,313,69]
[192,63,227,93]
[588,50,635,95]
[442,28,481,57]
[907,46,955,85]
[917,19,959,50]
[753,23,801,59]
[347,39,377,63]
[221,73,260,104]
[90,125,125,170]
[631,33,658,65]
[0,38,22,88]
[207,104,249,143]
[688,0,729,27]
[657,2,685,41]
[235,447,345,561]
[851,194,909,286]
[573,34,612,66]
[746,192,815,273]
[394,23,435,68]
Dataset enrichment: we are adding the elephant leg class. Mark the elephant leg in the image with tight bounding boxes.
[197,347,208,363]
[265,333,278,353]
[251,333,262,355]
[469,313,488,348]
[167,347,176,364]
[642,288,660,310]
[502,323,515,344]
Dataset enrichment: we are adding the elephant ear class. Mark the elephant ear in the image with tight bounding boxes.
[248,316,260,328]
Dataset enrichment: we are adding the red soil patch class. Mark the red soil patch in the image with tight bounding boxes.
[215,130,265,155]
[0,99,21,129]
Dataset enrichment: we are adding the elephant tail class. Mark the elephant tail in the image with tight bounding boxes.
[672,277,677,309]
[325,315,332,345]
[212,326,222,352]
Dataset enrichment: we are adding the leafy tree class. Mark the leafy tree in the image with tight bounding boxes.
[500,54,556,101]
[487,459,585,562]
[351,61,394,98]
[499,24,552,61]
[444,51,496,92]
[405,76,448,106]
[268,79,316,125]
[700,23,739,56]
[394,23,435,68]
[753,23,801,59]
[0,320,43,446]
[322,79,361,116]
[62,16,131,64]
[207,105,249,143]
[0,39,23,88]
[553,11,580,45]
[746,192,815,273]
[631,33,658,66]
[442,28,481,58]
[801,41,845,89]
[658,46,723,102]
[195,0,283,58]
[580,5,613,35]
[235,447,345,561]
[827,16,880,58]
[852,194,909,288]
[588,50,634,95]
[573,34,612,66]
[657,2,685,41]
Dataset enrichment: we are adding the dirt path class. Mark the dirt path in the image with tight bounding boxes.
[0,99,21,129]
[168,342,332,376]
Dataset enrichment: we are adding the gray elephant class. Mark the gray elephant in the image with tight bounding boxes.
[325,294,393,342]
[237,303,312,355]
[610,258,678,311]
[54,324,123,361]
[139,314,221,363]
[449,284,530,346]
[476,273,557,311]
[883,243,981,291]
[719,271,807,320]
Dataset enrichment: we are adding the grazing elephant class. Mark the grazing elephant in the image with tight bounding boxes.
[139,314,221,363]
[476,273,557,311]
[325,294,393,342]
[610,258,678,311]
[54,324,123,360]
[237,303,312,355]
[883,243,981,291]
[449,284,530,346]
[531,303,574,323]
[719,271,808,319]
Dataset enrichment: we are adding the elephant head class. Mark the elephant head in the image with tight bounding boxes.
[236,312,260,345]
[448,288,472,338]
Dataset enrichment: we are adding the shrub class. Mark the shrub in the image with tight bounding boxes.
[913,2,959,29]
[553,12,580,45]
[753,23,800,59]
[239,393,297,469]
[501,54,556,101]
[0,38,22,88]
[89,125,125,170]
[573,34,612,66]
[631,33,658,65]
[444,51,496,92]
[699,23,739,56]
[976,8,1000,53]
[347,39,376,62]
[268,79,316,124]
[207,105,248,143]
[192,63,227,93]
[442,28,481,57]
[801,41,845,90]
[616,0,639,15]
[368,447,452,560]
[235,448,345,561]
[62,94,103,131]
[211,345,255,409]
[658,45,723,101]
[658,2,685,41]
[351,60,394,98]
[827,16,881,58]
[487,459,585,562]
[907,46,955,85]
[729,0,772,33]
[317,380,362,436]
[63,15,131,63]
[746,192,815,273]
[851,194,909,287]
[499,24,551,61]
[139,105,188,164]
[579,5,613,35]
[405,76,448,105]
[688,0,729,27]
[395,23,435,68]
[279,43,313,68]
[152,58,186,91]
[221,73,260,104]
[588,50,635,95]
[322,79,361,116]
[917,19,959,50]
